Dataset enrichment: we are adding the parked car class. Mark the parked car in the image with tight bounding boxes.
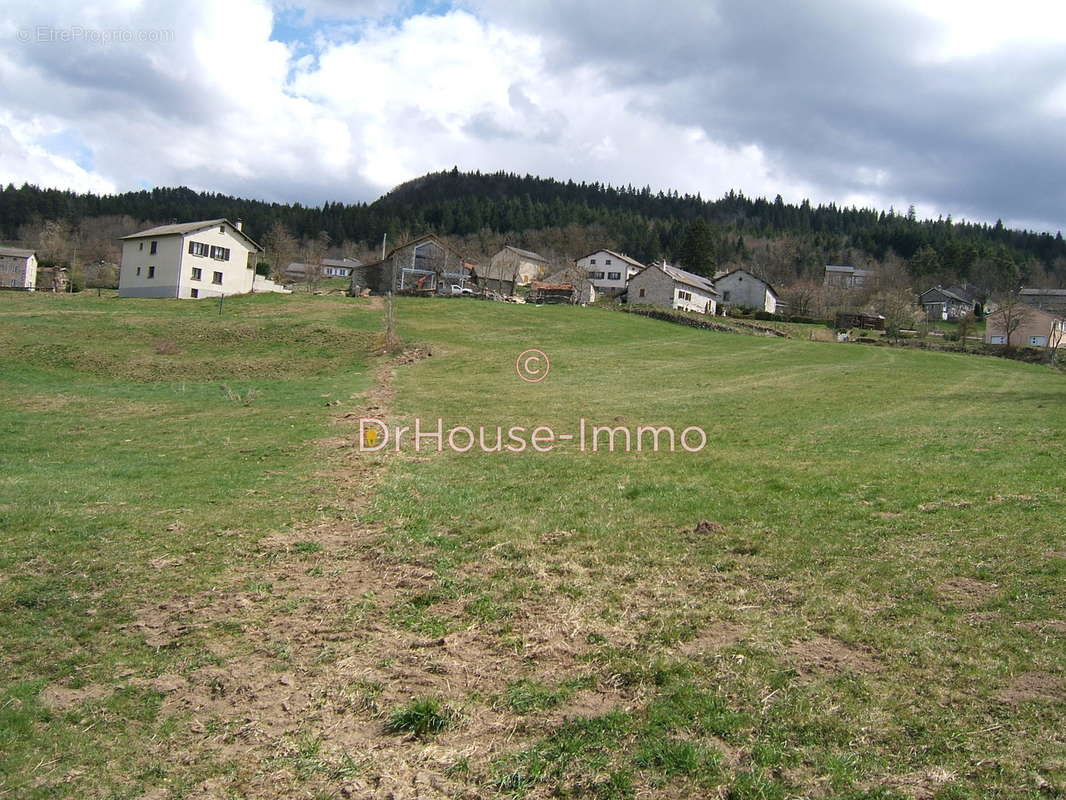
[449,284,475,296]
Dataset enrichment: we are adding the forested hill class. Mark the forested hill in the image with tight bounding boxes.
[1,169,1063,288]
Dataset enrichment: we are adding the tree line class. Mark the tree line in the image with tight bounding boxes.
[1,168,1063,292]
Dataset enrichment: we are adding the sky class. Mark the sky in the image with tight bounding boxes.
[1,0,1064,232]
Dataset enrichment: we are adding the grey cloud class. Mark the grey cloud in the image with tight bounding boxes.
[469,0,1066,229]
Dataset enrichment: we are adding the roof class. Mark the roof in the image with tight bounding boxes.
[530,281,574,291]
[919,285,972,304]
[1020,288,1066,296]
[645,261,719,295]
[0,246,35,258]
[581,248,645,269]
[322,257,361,268]
[713,268,779,299]
[824,264,869,275]
[501,245,548,262]
[987,304,1063,321]
[120,219,263,251]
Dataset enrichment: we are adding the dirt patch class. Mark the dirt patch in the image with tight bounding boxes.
[679,622,746,656]
[693,520,725,535]
[39,683,111,711]
[786,636,881,678]
[936,577,998,609]
[1018,619,1066,636]
[878,767,956,799]
[997,671,1064,704]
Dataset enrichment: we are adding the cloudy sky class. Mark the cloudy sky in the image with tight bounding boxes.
[1,0,1064,231]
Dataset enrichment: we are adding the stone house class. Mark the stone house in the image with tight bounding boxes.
[627,261,718,314]
[481,246,550,294]
[714,269,778,313]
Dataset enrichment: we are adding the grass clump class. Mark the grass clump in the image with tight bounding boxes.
[384,697,458,738]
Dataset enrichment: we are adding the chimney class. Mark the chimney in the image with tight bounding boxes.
[235,219,244,232]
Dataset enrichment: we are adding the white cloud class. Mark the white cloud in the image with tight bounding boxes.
[0,0,1063,231]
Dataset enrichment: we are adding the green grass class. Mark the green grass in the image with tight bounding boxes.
[0,290,379,797]
[1,291,1064,798]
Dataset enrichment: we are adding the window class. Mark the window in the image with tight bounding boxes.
[723,290,731,301]
[212,271,223,285]
[189,241,209,257]
[149,240,158,254]
[638,288,646,298]
[138,242,144,251]
[136,266,142,276]
[678,290,692,301]
[148,266,155,278]
[209,245,230,261]
[607,272,621,281]
[190,288,199,298]
[1029,336,1047,347]
[989,335,1006,345]
[191,267,202,281]
[605,259,612,265]
[219,225,225,233]
[590,271,605,279]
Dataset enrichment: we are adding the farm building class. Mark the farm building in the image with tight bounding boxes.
[627,261,718,314]
[824,265,872,289]
[348,235,476,296]
[1019,288,1066,317]
[985,306,1064,349]
[118,219,288,299]
[481,246,551,294]
[0,246,37,291]
[714,269,778,313]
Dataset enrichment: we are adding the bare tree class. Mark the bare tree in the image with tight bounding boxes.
[993,293,1031,348]
[301,231,331,292]
[956,311,977,350]
[262,221,299,283]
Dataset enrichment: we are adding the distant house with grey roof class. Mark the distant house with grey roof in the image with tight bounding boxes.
[1019,288,1066,317]
[714,268,779,313]
[0,246,37,291]
[627,260,719,315]
[824,264,871,289]
[918,285,979,320]
[481,245,551,294]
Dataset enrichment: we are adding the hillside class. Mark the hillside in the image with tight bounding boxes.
[2,171,1065,292]
[1,291,1064,798]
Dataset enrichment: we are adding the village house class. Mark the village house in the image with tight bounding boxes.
[627,260,718,314]
[481,246,551,294]
[285,256,362,282]
[824,264,872,289]
[714,268,779,313]
[1019,288,1066,317]
[0,246,38,291]
[348,234,476,296]
[985,305,1064,349]
[118,219,287,299]
[918,285,978,320]
[575,249,644,295]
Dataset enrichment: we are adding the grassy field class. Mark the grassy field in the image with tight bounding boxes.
[1,292,1063,799]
